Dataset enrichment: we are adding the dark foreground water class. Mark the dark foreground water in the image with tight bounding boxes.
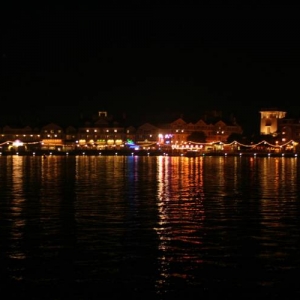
[0,155,300,299]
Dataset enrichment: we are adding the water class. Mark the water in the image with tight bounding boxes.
[0,155,300,299]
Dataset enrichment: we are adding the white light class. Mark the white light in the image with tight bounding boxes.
[13,140,24,147]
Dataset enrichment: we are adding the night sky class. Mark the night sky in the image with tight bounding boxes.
[1,3,300,132]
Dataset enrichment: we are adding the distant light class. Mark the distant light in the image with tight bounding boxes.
[13,140,23,147]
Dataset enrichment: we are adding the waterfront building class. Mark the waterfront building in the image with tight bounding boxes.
[0,125,41,152]
[259,108,287,135]
[135,122,160,149]
[40,123,64,151]
[157,116,243,150]
[77,122,126,150]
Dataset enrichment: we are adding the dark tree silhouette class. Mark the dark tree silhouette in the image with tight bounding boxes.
[187,131,207,143]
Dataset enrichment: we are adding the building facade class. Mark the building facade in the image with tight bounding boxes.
[4,109,299,154]
[0,110,244,153]
[259,108,287,135]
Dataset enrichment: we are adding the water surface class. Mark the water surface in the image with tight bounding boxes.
[0,155,300,299]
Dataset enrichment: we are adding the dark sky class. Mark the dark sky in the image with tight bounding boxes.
[1,3,300,132]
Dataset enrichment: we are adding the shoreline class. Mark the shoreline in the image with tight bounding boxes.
[0,150,298,158]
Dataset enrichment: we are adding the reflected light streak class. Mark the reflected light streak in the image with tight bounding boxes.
[155,156,206,294]
[8,157,27,264]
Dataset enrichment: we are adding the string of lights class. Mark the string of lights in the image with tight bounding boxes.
[0,141,42,146]
[0,139,298,151]
[186,139,298,148]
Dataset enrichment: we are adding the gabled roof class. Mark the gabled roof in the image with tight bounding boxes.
[214,120,226,127]
[41,123,63,130]
[137,122,158,130]
[170,118,187,126]
[194,119,207,126]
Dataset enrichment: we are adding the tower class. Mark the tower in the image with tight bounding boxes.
[259,108,286,135]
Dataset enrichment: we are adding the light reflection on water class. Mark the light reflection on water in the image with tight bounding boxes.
[0,155,300,299]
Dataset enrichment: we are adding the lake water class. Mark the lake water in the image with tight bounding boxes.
[0,155,300,299]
